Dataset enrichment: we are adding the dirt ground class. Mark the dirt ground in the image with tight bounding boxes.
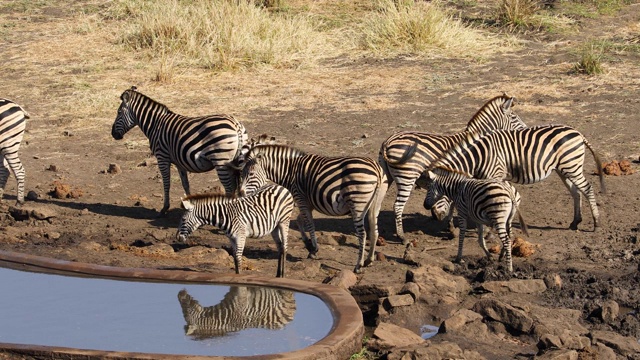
[1,1,640,359]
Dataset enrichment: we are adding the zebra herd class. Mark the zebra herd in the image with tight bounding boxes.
[0,86,605,277]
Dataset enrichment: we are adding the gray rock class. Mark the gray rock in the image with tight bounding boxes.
[479,279,547,294]
[472,298,534,334]
[370,322,424,350]
[590,330,640,356]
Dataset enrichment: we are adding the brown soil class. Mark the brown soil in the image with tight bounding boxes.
[2,2,640,359]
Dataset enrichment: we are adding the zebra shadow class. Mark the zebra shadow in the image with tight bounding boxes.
[177,286,296,340]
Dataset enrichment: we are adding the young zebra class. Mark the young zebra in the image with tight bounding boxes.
[379,94,526,243]
[176,184,294,277]
[430,124,606,230]
[178,286,296,339]
[421,166,528,272]
[111,86,248,215]
[235,144,388,274]
[0,99,28,205]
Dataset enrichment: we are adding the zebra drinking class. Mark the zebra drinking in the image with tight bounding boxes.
[379,94,526,243]
[234,144,388,274]
[0,99,28,205]
[177,184,294,277]
[421,166,528,272]
[429,124,606,230]
[111,86,248,215]
[177,287,296,339]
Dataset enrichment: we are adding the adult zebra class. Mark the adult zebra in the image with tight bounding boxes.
[234,144,388,273]
[177,287,296,339]
[426,124,606,231]
[111,86,248,214]
[177,184,294,277]
[379,94,526,243]
[0,99,28,205]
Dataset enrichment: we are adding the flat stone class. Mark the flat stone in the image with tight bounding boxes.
[386,341,486,360]
[590,330,640,356]
[479,279,547,294]
[407,265,470,300]
[371,322,424,350]
[400,282,420,300]
[536,349,578,360]
[386,294,414,308]
[440,308,484,334]
[472,298,534,334]
[327,270,357,291]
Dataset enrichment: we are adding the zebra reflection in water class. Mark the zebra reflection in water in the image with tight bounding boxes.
[177,287,296,339]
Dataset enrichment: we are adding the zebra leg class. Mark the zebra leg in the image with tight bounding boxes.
[178,168,190,196]
[477,224,492,260]
[363,183,386,269]
[272,222,289,278]
[556,172,583,230]
[216,166,236,194]
[7,155,25,205]
[560,171,600,230]
[0,157,10,202]
[157,157,172,215]
[229,233,246,275]
[296,206,319,258]
[393,181,414,245]
[352,212,368,274]
[454,217,468,264]
[495,225,513,273]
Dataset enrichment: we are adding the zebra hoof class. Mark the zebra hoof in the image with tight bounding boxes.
[354,266,364,274]
[569,222,579,231]
[307,252,318,260]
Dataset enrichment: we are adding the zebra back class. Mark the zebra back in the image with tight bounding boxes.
[177,287,296,339]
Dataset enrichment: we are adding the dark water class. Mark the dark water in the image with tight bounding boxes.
[0,267,333,356]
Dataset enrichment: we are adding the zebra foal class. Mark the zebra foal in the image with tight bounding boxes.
[234,144,388,274]
[176,184,294,277]
[421,166,528,272]
[430,124,606,230]
[379,94,526,243]
[0,99,28,205]
[111,86,248,215]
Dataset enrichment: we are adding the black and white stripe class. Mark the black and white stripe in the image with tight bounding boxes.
[236,144,387,273]
[177,286,296,339]
[422,167,528,272]
[0,99,28,204]
[429,124,605,230]
[111,86,248,214]
[379,94,526,243]
[177,184,293,277]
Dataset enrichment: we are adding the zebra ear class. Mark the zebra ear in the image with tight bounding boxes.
[181,198,194,210]
[502,96,515,112]
[130,85,138,92]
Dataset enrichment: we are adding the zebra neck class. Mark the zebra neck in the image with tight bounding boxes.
[136,106,171,135]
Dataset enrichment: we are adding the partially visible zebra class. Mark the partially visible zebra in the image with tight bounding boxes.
[428,124,606,230]
[379,94,526,243]
[177,184,294,277]
[177,286,296,339]
[421,166,528,272]
[111,86,248,214]
[234,144,388,273]
[0,99,28,205]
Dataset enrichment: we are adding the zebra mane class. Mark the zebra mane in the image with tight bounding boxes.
[183,190,237,201]
[247,143,307,161]
[465,93,513,128]
[122,87,170,114]
[431,165,473,178]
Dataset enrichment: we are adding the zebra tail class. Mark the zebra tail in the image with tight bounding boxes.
[583,136,606,194]
[380,141,418,165]
[517,209,529,237]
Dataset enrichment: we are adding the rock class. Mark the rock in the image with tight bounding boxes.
[8,206,30,221]
[536,349,578,360]
[107,163,121,174]
[538,333,563,350]
[479,279,547,294]
[592,342,616,360]
[386,294,414,308]
[526,303,587,338]
[590,330,640,356]
[179,246,213,257]
[138,157,158,167]
[46,164,58,172]
[316,232,339,246]
[400,282,420,300]
[29,206,57,220]
[543,273,562,289]
[439,308,483,333]
[370,322,424,350]
[407,265,471,300]
[327,270,357,290]
[599,300,619,323]
[45,232,61,240]
[538,330,590,351]
[78,241,105,252]
[472,298,534,334]
[26,190,39,200]
[386,341,485,360]
[376,252,387,262]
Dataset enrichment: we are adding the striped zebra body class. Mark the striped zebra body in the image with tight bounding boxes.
[0,99,28,204]
[430,124,605,230]
[237,144,387,273]
[177,184,293,277]
[379,94,526,243]
[423,167,528,272]
[178,287,296,339]
[111,87,248,214]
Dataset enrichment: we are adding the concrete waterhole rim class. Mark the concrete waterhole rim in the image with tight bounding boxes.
[0,250,364,360]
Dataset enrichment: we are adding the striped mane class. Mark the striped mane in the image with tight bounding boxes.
[126,88,170,114]
[465,93,511,128]
[183,190,237,201]
[248,143,307,160]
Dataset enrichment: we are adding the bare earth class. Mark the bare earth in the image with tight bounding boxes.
[1,2,640,359]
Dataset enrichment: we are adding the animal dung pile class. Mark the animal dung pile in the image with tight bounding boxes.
[49,180,83,199]
[601,159,635,176]
[488,237,537,257]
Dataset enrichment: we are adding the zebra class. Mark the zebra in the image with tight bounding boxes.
[111,86,248,215]
[177,286,296,339]
[176,183,294,277]
[428,124,606,231]
[0,99,28,205]
[421,166,528,272]
[379,94,527,243]
[234,144,388,274]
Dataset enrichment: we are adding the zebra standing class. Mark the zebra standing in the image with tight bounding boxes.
[177,286,296,339]
[234,144,387,274]
[420,166,528,272]
[111,86,248,215]
[429,124,606,230]
[177,184,294,277]
[0,99,28,205]
[379,94,527,243]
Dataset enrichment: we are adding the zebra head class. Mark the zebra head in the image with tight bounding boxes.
[238,155,268,197]
[465,93,527,134]
[111,86,139,140]
[176,198,203,244]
